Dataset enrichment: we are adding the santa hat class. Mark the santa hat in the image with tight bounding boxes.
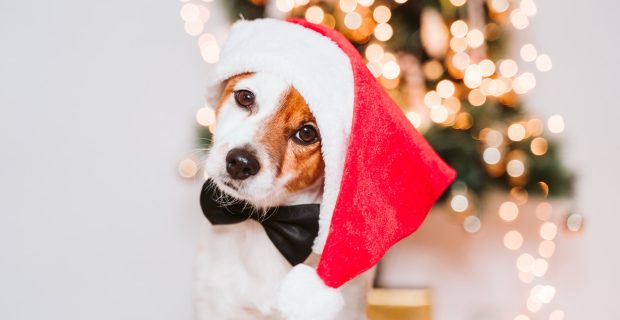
[207,18,456,319]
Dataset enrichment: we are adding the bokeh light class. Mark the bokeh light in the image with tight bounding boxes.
[373,5,391,23]
[504,230,524,250]
[538,240,556,258]
[305,6,325,24]
[507,159,525,177]
[540,222,558,240]
[548,115,565,133]
[450,20,469,38]
[451,194,469,212]
[499,201,519,221]
[536,202,553,221]
[344,12,363,29]
[178,158,198,178]
[536,54,553,72]
[483,147,501,165]
[464,215,481,233]
[520,43,538,62]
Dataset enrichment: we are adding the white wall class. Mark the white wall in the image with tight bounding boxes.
[0,1,207,319]
[1,1,618,320]
[380,1,620,320]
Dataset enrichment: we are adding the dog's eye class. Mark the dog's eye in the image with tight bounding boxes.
[293,125,319,145]
[234,90,255,108]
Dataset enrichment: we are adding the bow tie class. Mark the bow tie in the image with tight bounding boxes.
[199,179,320,266]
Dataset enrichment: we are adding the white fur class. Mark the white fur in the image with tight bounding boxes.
[206,19,355,254]
[197,71,369,319]
[276,264,343,320]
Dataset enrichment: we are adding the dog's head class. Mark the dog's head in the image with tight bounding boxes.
[205,72,325,208]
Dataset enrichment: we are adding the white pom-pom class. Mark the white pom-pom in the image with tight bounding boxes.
[276,264,344,320]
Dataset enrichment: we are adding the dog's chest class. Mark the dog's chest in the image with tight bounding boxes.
[195,220,291,318]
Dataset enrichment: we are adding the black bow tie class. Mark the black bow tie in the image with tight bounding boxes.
[199,179,320,266]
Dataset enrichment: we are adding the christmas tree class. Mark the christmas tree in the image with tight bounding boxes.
[187,0,573,216]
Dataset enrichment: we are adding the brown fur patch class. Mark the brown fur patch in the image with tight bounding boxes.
[259,87,325,193]
[215,72,255,116]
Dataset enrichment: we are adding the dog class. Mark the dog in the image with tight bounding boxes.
[194,71,372,319]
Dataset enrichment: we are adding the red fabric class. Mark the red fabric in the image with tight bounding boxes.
[288,19,457,288]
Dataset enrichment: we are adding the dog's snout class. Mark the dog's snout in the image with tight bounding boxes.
[226,148,260,180]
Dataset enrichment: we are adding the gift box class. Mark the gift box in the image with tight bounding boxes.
[367,289,432,320]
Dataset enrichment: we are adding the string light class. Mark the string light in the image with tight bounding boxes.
[531,137,548,156]
[424,90,442,108]
[499,59,519,78]
[437,80,456,98]
[549,310,566,320]
[479,59,495,77]
[451,194,469,212]
[463,215,481,233]
[520,0,538,17]
[365,43,384,62]
[406,111,422,128]
[450,37,468,52]
[510,9,530,30]
[196,107,216,127]
[178,158,198,178]
[517,253,534,272]
[450,0,467,7]
[531,258,549,277]
[374,23,393,41]
[450,20,469,38]
[199,33,219,63]
[507,159,525,177]
[485,129,504,147]
[483,147,501,165]
[508,123,527,141]
[382,61,401,79]
[373,5,391,23]
[452,52,471,70]
[357,0,374,7]
[184,20,204,36]
[305,6,325,24]
[504,230,523,250]
[536,54,553,72]
[513,72,537,94]
[464,64,482,88]
[180,3,200,21]
[430,105,449,123]
[276,0,295,12]
[527,118,545,136]
[538,240,556,258]
[468,89,486,106]
[367,61,382,77]
[339,0,357,13]
[489,0,509,13]
[520,43,538,62]
[344,12,363,29]
[536,202,553,221]
[499,201,519,221]
[466,29,485,48]
[566,213,584,232]
[540,222,558,241]
[547,115,565,133]
[423,60,444,80]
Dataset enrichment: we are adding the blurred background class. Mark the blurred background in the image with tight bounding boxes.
[0,0,617,319]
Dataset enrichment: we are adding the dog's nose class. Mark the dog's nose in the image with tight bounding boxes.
[226,148,260,180]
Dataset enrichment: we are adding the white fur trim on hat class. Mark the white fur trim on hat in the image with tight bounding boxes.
[276,264,344,320]
[207,19,355,254]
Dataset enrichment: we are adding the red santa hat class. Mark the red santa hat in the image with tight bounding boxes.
[207,18,456,319]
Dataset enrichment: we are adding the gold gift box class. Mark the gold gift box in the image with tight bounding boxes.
[367,289,432,320]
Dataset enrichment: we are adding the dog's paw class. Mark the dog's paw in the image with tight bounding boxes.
[276,264,344,320]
